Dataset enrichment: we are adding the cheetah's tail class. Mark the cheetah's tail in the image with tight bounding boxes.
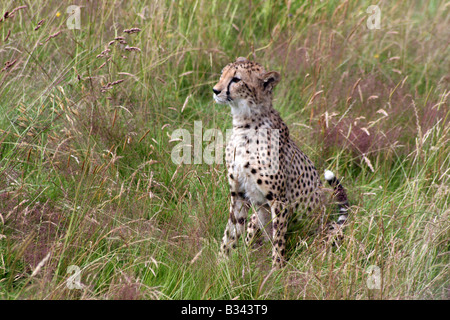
[324,170,349,225]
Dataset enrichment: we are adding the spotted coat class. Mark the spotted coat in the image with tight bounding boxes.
[213,57,349,269]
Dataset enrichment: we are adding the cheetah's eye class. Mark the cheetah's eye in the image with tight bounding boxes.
[231,77,241,83]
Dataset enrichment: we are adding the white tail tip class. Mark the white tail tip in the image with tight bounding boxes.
[324,170,335,181]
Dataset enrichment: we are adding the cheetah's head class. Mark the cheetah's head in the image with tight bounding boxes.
[213,57,280,115]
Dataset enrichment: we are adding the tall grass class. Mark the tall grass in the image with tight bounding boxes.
[0,0,448,299]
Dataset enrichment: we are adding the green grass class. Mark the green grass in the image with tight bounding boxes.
[0,0,448,300]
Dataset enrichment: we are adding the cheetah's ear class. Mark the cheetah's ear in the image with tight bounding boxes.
[261,71,281,92]
[235,56,248,63]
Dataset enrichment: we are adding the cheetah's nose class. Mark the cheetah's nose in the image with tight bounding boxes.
[212,88,221,95]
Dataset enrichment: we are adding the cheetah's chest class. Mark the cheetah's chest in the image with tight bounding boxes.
[226,131,267,206]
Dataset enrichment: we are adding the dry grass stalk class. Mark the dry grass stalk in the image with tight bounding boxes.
[30,252,51,277]
[97,58,110,70]
[1,59,17,72]
[9,5,28,16]
[123,28,141,34]
[97,48,111,59]
[34,19,45,31]
[124,46,141,52]
[4,29,11,41]
[101,79,125,92]
[1,5,27,21]
[45,30,62,42]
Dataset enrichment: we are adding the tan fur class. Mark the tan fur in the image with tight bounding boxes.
[213,57,337,270]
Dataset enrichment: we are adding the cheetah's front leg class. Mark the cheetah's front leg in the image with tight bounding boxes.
[220,196,249,258]
[270,201,290,269]
[245,205,272,247]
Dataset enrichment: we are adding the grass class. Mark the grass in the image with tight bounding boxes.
[0,0,448,300]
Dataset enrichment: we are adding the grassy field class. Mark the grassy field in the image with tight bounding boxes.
[0,0,448,300]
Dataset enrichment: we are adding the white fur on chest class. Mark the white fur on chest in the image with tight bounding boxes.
[227,131,267,206]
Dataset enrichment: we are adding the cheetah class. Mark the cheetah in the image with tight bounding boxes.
[213,57,349,270]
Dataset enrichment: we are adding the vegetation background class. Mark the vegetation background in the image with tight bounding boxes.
[0,0,448,299]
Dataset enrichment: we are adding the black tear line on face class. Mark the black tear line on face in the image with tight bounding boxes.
[227,72,243,101]
[226,74,236,101]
